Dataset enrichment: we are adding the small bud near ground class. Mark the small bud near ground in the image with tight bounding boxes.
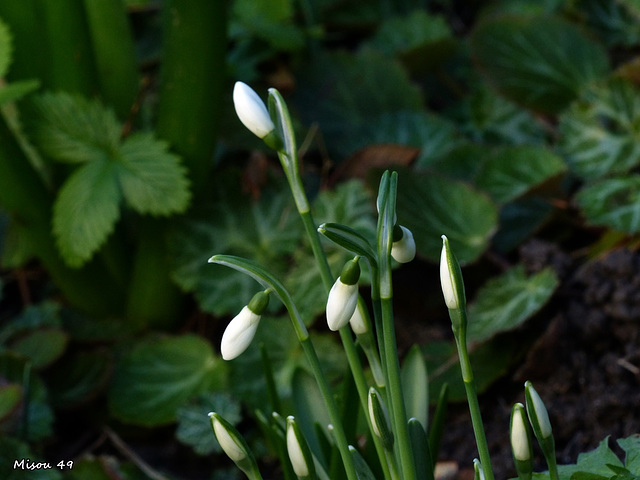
[220,290,270,360]
[326,257,360,331]
[511,403,534,480]
[368,387,394,451]
[391,225,416,263]
[286,416,315,478]
[209,412,248,462]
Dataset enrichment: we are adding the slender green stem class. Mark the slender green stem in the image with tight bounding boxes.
[454,324,495,480]
[298,335,358,480]
[381,297,416,480]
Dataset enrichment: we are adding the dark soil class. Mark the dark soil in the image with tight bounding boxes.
[435,240,640,479]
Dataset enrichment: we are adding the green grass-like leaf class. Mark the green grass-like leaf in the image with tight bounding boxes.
[0,17,12,78]
[53,160,120,268]
[118,133,191,215]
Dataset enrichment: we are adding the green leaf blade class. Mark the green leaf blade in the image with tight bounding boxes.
[470,15,609,113]
[53,160,121,267]
[576,176,640,233]
[118,133,191,215]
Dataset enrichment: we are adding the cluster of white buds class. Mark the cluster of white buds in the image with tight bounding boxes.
[326,257,361,331]
[220,290,270,360]
[233,81,282,150]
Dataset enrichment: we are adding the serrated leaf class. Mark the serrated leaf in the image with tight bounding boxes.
[573,0,640,47]
[0,79,40,105]
[475,145,567,203]
[108,335,226,426]
[395,171,498,264]
[175,393,241,456]
[470,15,609,113]
[576,176,640,233]
[559,78,640,180]
[10,328,68,369]
[53,160,121,267]
[619,435,640,473]
[117,132,191,215]
[47,351,112,407]
[294,50,424,158]
[170,176,302,316]
[30,92,121,163]
[0,17,12,78]
[467,265,558,343]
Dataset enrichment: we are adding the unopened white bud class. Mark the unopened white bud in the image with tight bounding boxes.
[233,81,276,139]
[511,404,531,461]
[220,306,261,360]
[286,417,311,477]
[391,226,416,263]
[209,413,246,462]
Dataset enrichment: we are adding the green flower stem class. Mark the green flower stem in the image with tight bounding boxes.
[451,310,495,480]
[381,297,416,480]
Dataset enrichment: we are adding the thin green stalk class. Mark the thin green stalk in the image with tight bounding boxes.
[299,335,358,480]
[454,320,495,480]
[381,297,416,480]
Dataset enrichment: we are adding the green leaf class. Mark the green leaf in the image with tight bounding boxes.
[30,92,121,163]
[492,197,555,253]
[619,435,640,473]
[401,345,428,431]
[47,351,112,407]
[475,146,567,203]
[175,393,241,456]
[53,160,121,267]
[0,79,40,105]
[0,384,21,421]
[395,171,498,264]
[572,0,640,47]
[10,328,68,369]
[470,15,609,113]
[0,438,63,480]
[0,16,12,78]
[170,176,302,316]
[108,335,226,426]
[467,265,558,343]
[576,176,640,233]
[117,132,191,215]
[294,50,424,158]
[559,78,640,180]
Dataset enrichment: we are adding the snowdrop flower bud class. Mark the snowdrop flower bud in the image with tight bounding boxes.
[511,403,534,480]
[221,290,270,360]
[391,225,416,263]
[326,257,360,331]
[524,381,552,440]
[473,459,485,480]
[349,304,368,335]
[233,82,281,150]
[368,387,394,451]
[209,412,248,462]
[286,416,315,477]
[439,235,465,310]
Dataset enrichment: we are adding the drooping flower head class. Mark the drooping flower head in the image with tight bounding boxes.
[220,290,270,360]
[326,257,360,331]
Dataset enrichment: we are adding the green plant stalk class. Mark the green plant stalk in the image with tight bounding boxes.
[377,172,416,480]
[125,218,183,329]
[82,0,139,119]
[452,311,495,480]
[0,0,46,82]
[156,0,226,194]
[35,0,98,95]
[0,111,125,315]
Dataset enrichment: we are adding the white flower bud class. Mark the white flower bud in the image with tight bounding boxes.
[286,416,311,477]
[511,404,531,461]
[525,381,552,439]
[233,81,275,139]
[391,225,416,263]
[349,305,368,335]
[220,306,261,360]
[439,235,464,310]
[327,279,358,331]
[209,413,246,462]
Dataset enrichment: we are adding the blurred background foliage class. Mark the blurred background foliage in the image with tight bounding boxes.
[1,0,640,478]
